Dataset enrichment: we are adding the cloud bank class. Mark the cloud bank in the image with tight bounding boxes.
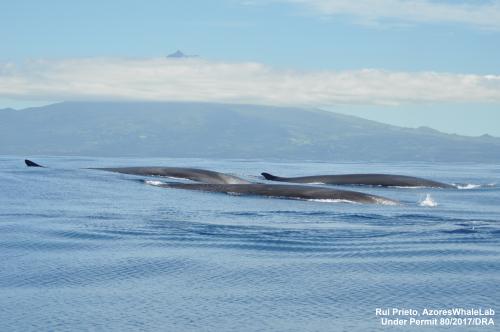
[1,57,500,107]
[282,0,500,30]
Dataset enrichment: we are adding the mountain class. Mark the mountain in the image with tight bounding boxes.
[166,50,197,58]
[167,50,187,58]
[1,101,499,161]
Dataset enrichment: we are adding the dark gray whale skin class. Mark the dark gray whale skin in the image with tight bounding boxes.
[24,159,398,204]
[261,172,454,189]
[92,167,251,184]
[24,159,44,167]
[148,182,400,205]
[24,159,250,184]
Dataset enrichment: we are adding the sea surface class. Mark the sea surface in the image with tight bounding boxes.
[1,156,499,331]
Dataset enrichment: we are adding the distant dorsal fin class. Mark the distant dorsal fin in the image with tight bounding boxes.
[25,159,44,167]
[261,172,280,181]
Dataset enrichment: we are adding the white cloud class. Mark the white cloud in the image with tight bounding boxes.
[1,57,500,107]
[280,0,500,30]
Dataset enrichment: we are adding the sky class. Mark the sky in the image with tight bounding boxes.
[1,0,499,136]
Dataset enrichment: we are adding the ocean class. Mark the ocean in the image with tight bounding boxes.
[1,156,499,331]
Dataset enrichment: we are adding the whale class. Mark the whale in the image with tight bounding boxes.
[261,172,454,188]
[146,181,400,205]
[24,159,250,184]
[92,166,251,184]
[24,159,399,204]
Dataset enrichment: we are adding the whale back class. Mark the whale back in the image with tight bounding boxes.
[24,159,250,184]
[94,167,251,184]
[261,172,453,188]
[149,182,399,205]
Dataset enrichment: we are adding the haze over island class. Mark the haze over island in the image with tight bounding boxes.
[2,101,499,162]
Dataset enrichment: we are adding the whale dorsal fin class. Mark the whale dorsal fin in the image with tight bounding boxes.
[261,172,280,180]
[25,159,44,167]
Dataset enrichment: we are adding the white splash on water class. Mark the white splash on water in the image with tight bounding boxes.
[307,199,358,204]
[419,194,438,207]
[226,192,243,196]
[162,176,188,181]
[455,183,481,190]
[391,186,427,189]
[145,180,164,186]
[373,198,400,206]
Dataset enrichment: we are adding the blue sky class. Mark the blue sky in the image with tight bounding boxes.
[1,0,500,136]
